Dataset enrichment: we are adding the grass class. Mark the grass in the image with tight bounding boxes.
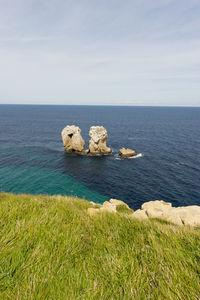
[115,204,134,214]
[0,193,199,300]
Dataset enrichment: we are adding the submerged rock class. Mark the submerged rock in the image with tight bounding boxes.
[89,126,112,155]
[61,125,88,154]
[119,148,137,158]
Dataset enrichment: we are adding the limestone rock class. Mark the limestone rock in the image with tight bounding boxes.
[162,212,183,225]
[89,126,112,155]
[100,201,117,213]
[109,198,129,208]
[87,207,100,216]
[100,199,132,214]
[87,198,200,226]
[141,200,181,224]
[131,209,148,220]
[61,125,86,153]
[119,148,137,158]
[174,206,200,226]
[140,200,200,226]
[141,200,172,219]
[141,200,172,211]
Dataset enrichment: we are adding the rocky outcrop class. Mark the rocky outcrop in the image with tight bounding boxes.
[131,209,148,220]
[100,201,117,213]
[109,198,129,208]
[89,126,112,155]
[61,125,88,154]
[88,199,200,227]
[132,200,200,226]
[119,148,137,158]
[87,198,131,215]
[87,207,100,216]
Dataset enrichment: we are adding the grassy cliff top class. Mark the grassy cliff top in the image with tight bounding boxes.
[0,193,199,299]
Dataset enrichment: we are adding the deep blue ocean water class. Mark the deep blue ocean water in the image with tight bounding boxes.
[0,105,199,209]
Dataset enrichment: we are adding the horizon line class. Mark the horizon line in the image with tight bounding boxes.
[0,103,200,108]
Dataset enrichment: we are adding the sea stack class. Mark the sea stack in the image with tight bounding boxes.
[119,148,137,158]
[61,125,88,154]
[89,126,112,155]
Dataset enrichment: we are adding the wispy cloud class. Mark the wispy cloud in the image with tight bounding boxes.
[0,0,200,105]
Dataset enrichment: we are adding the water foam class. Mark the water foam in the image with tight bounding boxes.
[115,153,143,160]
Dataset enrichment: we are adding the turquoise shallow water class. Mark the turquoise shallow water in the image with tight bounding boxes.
[0,165,108,203]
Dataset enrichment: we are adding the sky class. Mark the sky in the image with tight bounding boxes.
[0,0,200,106]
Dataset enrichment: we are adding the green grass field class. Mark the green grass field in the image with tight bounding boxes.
[0,193,199,299]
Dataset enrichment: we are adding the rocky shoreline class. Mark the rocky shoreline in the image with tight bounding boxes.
[88,198,200,227]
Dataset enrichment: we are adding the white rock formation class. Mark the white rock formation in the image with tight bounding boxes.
[132,200,200,226]
[109,198,129,208]
[131,209,148,220]
[89,126,112,155]
[87,198,132,215]
[87,198,200,227]
[100,201,117,213]
[61,125,87,153]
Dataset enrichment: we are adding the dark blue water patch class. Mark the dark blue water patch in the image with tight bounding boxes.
[0,105,200,209]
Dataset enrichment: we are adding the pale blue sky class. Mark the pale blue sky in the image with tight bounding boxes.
[0,0,200,106]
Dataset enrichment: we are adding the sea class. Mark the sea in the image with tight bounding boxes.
[0,105,199,209]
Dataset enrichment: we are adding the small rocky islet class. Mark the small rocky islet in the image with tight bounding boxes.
[61,125,137,157]
[119,147,137,157]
